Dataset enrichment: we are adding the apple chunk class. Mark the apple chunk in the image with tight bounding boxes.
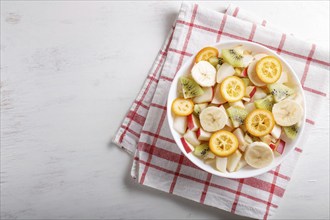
[180,137,194,154]
[196,128,212,141]
[227,150,242,172]
[183,130,201,146]
[187,114,200,131]
[216,157,228,173]
[173,116,187,134]
[193,87,213,103]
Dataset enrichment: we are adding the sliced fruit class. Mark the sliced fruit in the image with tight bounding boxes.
[193,144,209,157]
[226,106,248,128]
[195,47,219,63]
[256,56,282,84]
[180,137,194,154]
[172,98,194,116]
[283,124,299,140]
[216,63,235,83]
[193,103,208,117]
[233,128,247,152]
[241,77,250,87]
[222,49,252,67]
[273,139,286,156]
[244,142,274,168]
[253,53,268,60]
[245,86,257,98]
[193,86,213,103]
[173,116,187,134]
[227,150,242,172]
[245,109,275,137]
[244,133,253,144]
[254,95,274,111]
[208,56,223,67]
[268,83,294,102]
[180,76,204,99]
[183,130,201,146]
[244,102,256,114]
[260,134,273,145]
[199,106,228,132]
[271,124,282,139]
[196,128,212,141]
[242,97,251,102]
[247,60,266,87]
[252,88,267,100]
[272,100,303,126]
[277,71,288,84]
[187,114,200,131]
[204,151,216,160]
[216,157,228,173]
[229,100,245,108]
[191,61,217,87]
[211,83,227,105]
[235,158,248,171]
[222,125,234,132]
[209,130,239,157]
[234,67,248,77]
[220,76,245,102]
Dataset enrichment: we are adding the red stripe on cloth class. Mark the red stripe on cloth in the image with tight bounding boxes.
[200,173,212,204]
[248,23,257,41]
[302,86,327,97]
[231,179,244,213]
[134,157,278,208]
[150,102,167,110]
[277,34,286,54]
[295,147,303,153]
[134,100,149,110]
[301,44,316,85]
[269,170,290,181]
[169,153,185,194]
[175,4,198,73]
[306,118,315,125]
[139,109,168,184]
[126,111,146,126]
[120,125,140,138]
[216,14,228,42]
[242,177,285,198]
[232,7,240,17]
[263,166,281,220]
[262,20,267,27]
[141,130,176,144]
[168,48,193,57]
[176,20,330,67]
[118,30,175,143]
[159,75,173,82]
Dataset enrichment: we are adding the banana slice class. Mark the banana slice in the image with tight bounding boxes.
[199,106,227,132]
[244,142,274,168]
[191,61,216,87]
[272,99,303,126]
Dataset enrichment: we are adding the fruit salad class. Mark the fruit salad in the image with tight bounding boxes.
[171,45,304,173]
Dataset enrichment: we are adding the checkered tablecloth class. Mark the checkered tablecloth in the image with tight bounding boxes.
[113,3,329,219]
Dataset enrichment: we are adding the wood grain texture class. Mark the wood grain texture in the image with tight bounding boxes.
[1,1,329,219]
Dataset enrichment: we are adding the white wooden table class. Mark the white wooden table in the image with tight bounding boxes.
[1,1,329,219]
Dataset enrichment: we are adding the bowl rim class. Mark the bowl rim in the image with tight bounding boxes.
[166,40,307,179]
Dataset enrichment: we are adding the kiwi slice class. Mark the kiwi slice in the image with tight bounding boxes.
[283,124,299,140]
[193,144,209,157]
[226,106,248,127]
[254,95,274,111]
[268,83,294,102]
[222,49,244,67]
[180,76,204,99]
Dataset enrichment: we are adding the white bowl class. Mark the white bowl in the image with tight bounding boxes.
[166,40,306,179]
